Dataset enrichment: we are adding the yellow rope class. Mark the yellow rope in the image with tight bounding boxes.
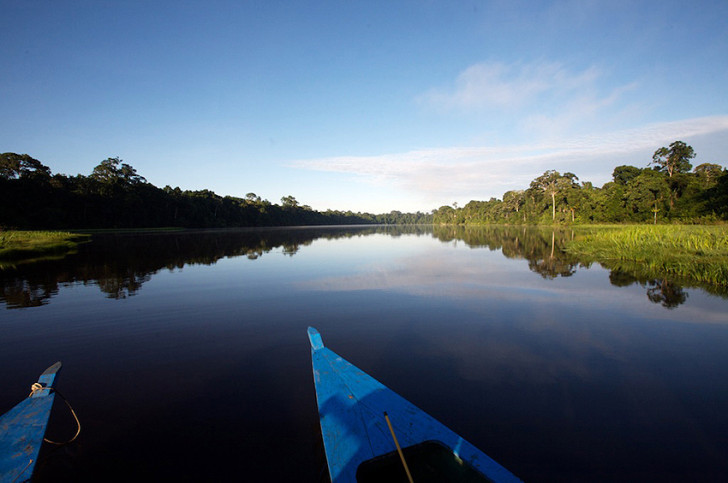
[28,383,81,445]
[44,391,81,445]
[29,382,44,397]
[384,412,414,483]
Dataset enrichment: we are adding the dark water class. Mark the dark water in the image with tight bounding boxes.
[1,226,727,481]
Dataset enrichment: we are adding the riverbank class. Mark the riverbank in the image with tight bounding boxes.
[565,225,728,286]
[4,226,728,288]
[0,231,90,260]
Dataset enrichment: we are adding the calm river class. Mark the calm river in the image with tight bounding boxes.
[2,226,727,481]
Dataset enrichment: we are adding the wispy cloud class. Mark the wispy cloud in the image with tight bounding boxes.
[419,60,602,112]
[290,61,727,208]
[419,60,643,141]
[291,116,728,203]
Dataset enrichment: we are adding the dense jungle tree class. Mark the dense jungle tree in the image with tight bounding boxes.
[0,153,51,180]
[694,163,724,187]
[281,195,299,208]
[703,169,728,215]
[625,169,670,223]
[530,170,579,221]
[651,141,695,178]
[612,165,642,186]
[433,205,457,224]
[502,190,525,220]
[91,157,146,185]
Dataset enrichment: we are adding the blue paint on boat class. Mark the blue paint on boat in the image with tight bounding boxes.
[0,362,62,483]
[308,328,521,483]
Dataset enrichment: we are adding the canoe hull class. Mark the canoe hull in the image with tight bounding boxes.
[308,328,520,483]
[0,362,62,483]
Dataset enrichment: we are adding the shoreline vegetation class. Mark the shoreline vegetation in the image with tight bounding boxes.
[3,225,725,309]
[3,224,727,289]
[566,225,728,287]
[0,231,90,262]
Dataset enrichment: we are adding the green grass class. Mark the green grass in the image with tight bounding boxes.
[565,225,728,286]
[72,226,184,234]
[0,230,90,260]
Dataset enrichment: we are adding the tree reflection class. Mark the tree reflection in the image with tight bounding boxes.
[608,269,690,309]
[97,273,152,299]
[0,278,58,308]
[1,225,721,310]
[431,225,722,307]
[432,225,581,279]
[646,279,688,309]
[527,256,578,279]
[608,270,639,287]
[0,226,429,309]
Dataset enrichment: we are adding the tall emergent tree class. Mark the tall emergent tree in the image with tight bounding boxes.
[693,163,724,187]
[612,165,642,185]
[651,141,695,178]
[91,157,146,186]
[530,170,578,221]
[281,195,299,208]
[502,190,525,218]
[0,153,51,180]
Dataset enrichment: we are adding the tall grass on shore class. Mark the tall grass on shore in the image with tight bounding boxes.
[0,230,89,260]
[565,225,728,286]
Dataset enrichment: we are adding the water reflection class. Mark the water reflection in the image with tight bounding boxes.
[1,225,724,309]
[0,227,428,309]
[3,226,727,482]
[432,225,582,279]
[432,225,727,307]
[610,270,689,309]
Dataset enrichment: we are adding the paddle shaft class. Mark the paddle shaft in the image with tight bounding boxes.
[384,412,414,483]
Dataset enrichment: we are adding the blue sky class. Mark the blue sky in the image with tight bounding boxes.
[2,1,727,213]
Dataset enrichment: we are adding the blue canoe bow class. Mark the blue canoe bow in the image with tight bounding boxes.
[0,362,62,483]
[308,328,521,483]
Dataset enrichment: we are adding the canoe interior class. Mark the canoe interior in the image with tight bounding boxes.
[356,440,493,483]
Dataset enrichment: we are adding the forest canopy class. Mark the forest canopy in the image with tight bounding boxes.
[433,141,727,225]
[1,141,726,230]
[0,154,431,229]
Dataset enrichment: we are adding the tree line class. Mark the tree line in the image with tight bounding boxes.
[0,154,432,229]
[433,141,727,225]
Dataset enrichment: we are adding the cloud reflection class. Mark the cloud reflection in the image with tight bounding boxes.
[297,239,728,325]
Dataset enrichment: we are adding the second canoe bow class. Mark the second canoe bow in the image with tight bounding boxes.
[0,362,62,483]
